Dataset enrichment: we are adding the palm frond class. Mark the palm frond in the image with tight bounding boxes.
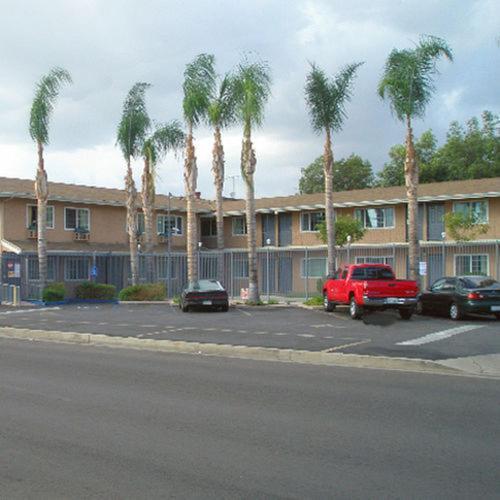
[207,72,238,129]
[233,58,272,131]
[116,82,151,160]
[378,35,452,121]
[29,67,72,144]
[305,62,363,134]
[143,121,185,166]
[183,53,216,128]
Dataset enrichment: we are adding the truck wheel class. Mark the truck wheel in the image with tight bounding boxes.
[349,297,362,320]
[323,293,335,312]
[449,302,463,321]
[182,304,190,313]
[494,313,500,320]
[399,308,413,320]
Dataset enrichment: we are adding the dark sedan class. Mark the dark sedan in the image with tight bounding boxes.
[419,276,500,320]
[179,279,229,312]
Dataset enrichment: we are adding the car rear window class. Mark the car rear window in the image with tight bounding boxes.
[460,277,500,289]
[351,267,394,280]
[188,280,224,292]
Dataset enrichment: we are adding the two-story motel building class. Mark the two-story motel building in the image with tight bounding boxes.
[1,176,500,298]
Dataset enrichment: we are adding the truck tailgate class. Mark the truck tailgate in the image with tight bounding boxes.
[363,280,418,298]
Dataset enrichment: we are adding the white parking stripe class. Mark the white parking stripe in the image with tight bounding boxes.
[397,324,484,346]
[0,307,60,315]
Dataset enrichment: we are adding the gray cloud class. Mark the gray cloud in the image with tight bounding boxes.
[0,0,498,198]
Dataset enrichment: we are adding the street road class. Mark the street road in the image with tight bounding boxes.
[1,338,499,499]
[0,303,499,360]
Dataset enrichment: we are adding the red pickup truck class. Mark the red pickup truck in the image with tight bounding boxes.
[322,264,419,320]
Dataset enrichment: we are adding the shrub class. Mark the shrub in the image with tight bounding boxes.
[75,281,116,300]
[304,295,323,306]
[118,283,166,301]
[42,282,66,303]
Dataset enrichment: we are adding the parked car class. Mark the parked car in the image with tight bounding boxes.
[418,275,500,320]
[179,279,229,312]
[322,264,419,320]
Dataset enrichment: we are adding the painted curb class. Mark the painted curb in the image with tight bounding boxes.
[0,326,465,376]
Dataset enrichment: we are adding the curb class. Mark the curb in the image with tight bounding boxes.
[0,326,465,376]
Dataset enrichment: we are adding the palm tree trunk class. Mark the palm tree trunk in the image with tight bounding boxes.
[323,129,336,275]
[184,124,198,285]
[242,125,259,303]
[125,160,139,285]
[35,140,48,295]
[405,115,419,281]
[212,125,225,283]
[141,156,155,282]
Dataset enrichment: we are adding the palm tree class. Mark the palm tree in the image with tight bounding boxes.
[207,72,238,283]
[305,62,363,276]
[183,54,216,284]
[141,121,184,281]
[29,67,72,292]
[234,59,272,303]
[378,35,452,280]
[117,82,151,286]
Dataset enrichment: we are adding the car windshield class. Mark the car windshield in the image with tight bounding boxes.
[351,267,394,280]
[460,277,500,289]
[187,280,224,292]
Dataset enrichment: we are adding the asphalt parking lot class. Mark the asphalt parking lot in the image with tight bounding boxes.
[0,303,498,360]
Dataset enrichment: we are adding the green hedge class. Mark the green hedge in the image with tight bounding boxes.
[75,281,116,300]
[118,283,166,301]
[42,282,66,302]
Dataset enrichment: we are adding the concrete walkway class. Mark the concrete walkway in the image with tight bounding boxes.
[437,353,500,378]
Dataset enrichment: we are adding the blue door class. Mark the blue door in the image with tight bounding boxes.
[278,213,292,247]
[427,204,445,241]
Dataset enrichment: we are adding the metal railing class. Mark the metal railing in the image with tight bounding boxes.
[2,240,499,301]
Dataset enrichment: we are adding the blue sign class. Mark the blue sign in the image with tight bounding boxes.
[90,265,98,277]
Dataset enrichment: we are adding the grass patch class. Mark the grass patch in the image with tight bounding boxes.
[118,283,166,301]
[303,295,323,306]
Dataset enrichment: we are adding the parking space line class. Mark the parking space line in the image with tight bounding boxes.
[325,339,371,352]
[397,324,484,346]
[297,334,315,338]
[236,308,252,317]
[0,307,61,316]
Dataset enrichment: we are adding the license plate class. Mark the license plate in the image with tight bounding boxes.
[202,300,212,305]
[386,298,399,304]
[491,306,500,312]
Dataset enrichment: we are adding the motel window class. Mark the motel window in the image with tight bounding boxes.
[453,201,488,224]
[201,217,217,237]
[65,208,90,231]
[64,257,90,281]
[137,212,145,235]
[355,256,394,267]
[27,256,56,281]
[301,258,327,278]
[355,207,394,229]
[232,217,247,235]
[157,215,183,236]
[300,211,325,232]
[27,205,54,229]
[455,254,489,276]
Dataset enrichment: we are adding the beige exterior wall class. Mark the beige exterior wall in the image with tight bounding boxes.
[1,198,186,250]
[443,197,500,241]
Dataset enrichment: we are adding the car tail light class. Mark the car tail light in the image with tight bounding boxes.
[467,291,483,300]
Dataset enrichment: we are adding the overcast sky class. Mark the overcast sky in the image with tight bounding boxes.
[0,0,498,199]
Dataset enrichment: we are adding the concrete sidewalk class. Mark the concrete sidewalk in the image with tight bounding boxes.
[437,353,500,378]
